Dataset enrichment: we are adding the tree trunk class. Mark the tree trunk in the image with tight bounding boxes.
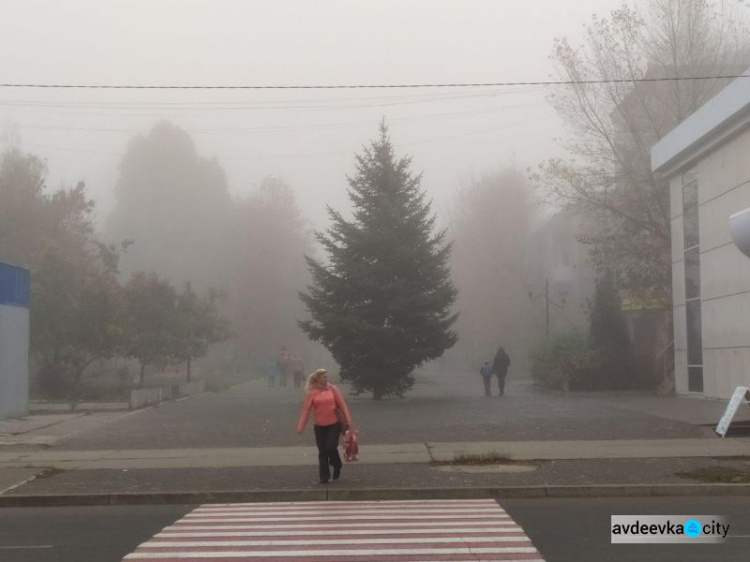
[187,357,192,382]
[139,363,146,389]
[372,386,383,401]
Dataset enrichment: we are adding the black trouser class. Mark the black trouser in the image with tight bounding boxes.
[313,423,342,481]
[496,371,507,395]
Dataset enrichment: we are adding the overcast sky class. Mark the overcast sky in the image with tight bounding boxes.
[0,0,624,230]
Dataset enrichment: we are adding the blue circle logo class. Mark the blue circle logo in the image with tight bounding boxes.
[685,519,702,538]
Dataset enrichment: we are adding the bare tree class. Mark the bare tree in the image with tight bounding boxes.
[534,0,750,304]
[229,176,312,367]
[448,169,537,367]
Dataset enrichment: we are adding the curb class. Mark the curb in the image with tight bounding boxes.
[3,483,750,507]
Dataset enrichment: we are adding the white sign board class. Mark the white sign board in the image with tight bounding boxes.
[715,386,750,437]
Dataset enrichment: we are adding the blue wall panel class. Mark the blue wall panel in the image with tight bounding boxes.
[0,262,30,308]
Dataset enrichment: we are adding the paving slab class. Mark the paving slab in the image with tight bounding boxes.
[0,444,430,470]
[0,439,747,471]
[572,393,750,426]
[45,379,708,451]
[0,414,86,435]
[0,450,112,463]
[4,457,750,497]
[0,468,41,494]
[428,438,750,461]
[29,402,129,413]
[0,412,134,448]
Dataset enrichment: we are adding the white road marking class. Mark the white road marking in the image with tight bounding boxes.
[123,499,545,561]
[125,547,541,558]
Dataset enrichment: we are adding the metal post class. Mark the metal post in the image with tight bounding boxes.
[545,277,550,336]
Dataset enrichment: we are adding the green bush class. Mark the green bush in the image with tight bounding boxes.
[530,333,596,390]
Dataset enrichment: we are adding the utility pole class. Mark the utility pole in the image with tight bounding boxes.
[528,276,563,337]
[545,277,549,336]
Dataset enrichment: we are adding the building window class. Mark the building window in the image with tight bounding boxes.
[686,299,703,366]
[684,248,700,300]
[683,175,700,249]
[682,172,703,393]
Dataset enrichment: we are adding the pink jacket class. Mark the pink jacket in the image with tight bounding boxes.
[297,384,352,432]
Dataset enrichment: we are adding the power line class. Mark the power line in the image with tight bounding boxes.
[20,113,550,161]
[7,100,551,135]
[0,88,543,109]
[0,75,748,90]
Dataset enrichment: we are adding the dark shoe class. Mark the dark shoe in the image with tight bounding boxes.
[333,466,341,480]
[319,479,329,484]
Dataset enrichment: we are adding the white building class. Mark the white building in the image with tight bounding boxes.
[0,262,30,420]
[652,71,750,399]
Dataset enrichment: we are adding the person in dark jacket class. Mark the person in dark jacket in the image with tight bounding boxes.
[492,345,511,396]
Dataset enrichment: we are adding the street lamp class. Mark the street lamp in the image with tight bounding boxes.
[729,207,750,257]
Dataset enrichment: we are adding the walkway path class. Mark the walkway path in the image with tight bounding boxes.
[1,438,749,471]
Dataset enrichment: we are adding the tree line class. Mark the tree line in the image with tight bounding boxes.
[105,122,312,376]
[6,0,745,400]
[0,147,230,399]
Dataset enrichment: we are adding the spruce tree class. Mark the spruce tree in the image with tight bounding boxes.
[299,122,458,399]
[589,271,630,351]
[589,270,632,389]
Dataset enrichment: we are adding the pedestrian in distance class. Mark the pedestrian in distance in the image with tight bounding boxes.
[291,353,305,388]
[479,359,493,397]
[492,345,511,396]
[277,347,290,387]
[266,359,278,387]
[297,368,353,484]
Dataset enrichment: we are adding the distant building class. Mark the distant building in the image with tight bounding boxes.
[652,69,750,399]
[0,262,30,420]
[529,210,597,335]
[532,210,672,386]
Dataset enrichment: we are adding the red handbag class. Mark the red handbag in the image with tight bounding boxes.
[343,429,359,462]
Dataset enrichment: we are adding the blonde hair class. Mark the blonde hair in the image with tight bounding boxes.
[304,368,328,393]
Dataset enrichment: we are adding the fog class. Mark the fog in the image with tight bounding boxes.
[0,0,620,228]
[0,0,663,381]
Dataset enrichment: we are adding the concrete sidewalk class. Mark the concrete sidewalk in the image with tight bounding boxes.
[1,438,748,471]
[3,456,750,506]
[0,411,137,447]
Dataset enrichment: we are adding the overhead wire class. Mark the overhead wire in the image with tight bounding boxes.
[0,74,748,89]
[19,111,552,161]
[7,99,550,136]
[0,88,545,115]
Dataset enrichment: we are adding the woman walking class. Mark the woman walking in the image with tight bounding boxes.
[297,369,353,484]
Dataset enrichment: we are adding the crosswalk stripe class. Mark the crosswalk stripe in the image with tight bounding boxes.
[123,500,545,561]
[170,520,514,528]
[126,547,541,558]
[182,513,509,523]
[188,506,504,512]
[155,525,521,538]
[203,500,499,508]
[144,537,531,546]
[187,508,502,516]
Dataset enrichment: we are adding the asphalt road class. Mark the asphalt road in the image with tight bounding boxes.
[0,505,192,562]
[1,497,747,562]
[503,496,750,562]
[52,376,703,451]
